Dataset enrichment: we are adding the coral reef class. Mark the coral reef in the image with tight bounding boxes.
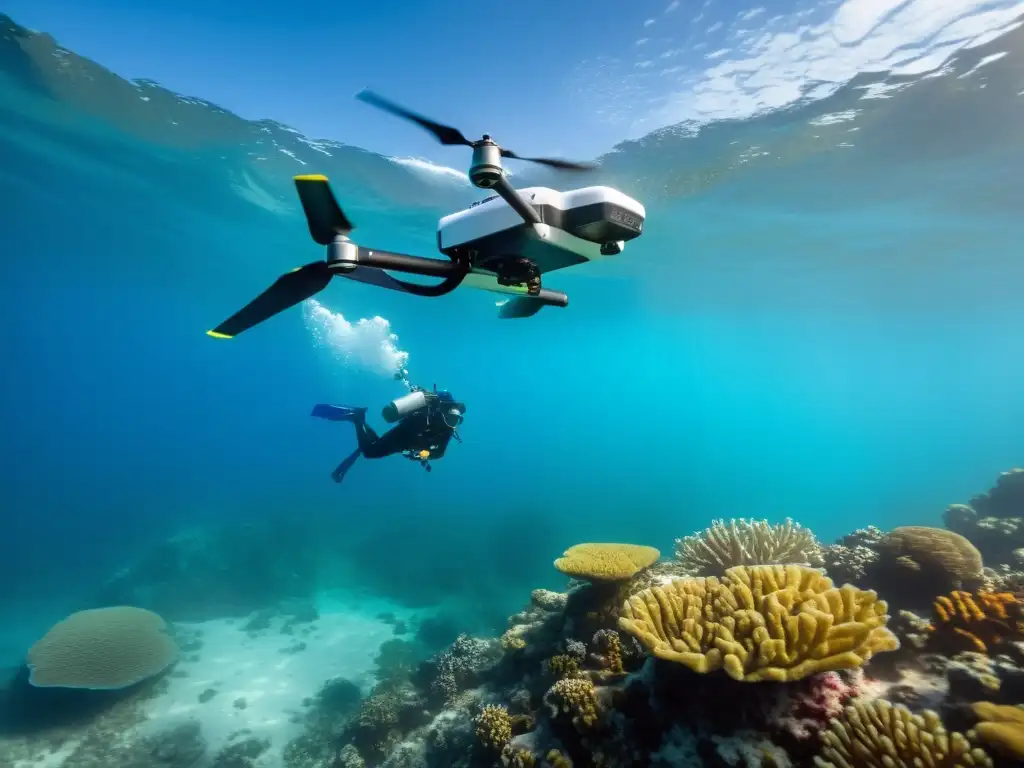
[15,468,1024,768]
[26,606,179,689]
[619,564,899,682]
[673,518,824,576]
[310,552,912,768]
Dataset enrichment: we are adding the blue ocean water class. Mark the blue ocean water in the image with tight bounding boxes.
[2,9,1024,679]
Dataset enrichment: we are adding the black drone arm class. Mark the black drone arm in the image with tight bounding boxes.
[491,174,541,226]
[337,246,469,297]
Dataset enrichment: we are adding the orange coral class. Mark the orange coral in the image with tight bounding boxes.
[927,591,1024,654]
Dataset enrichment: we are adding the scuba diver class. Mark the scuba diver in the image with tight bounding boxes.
[311,386,466,484]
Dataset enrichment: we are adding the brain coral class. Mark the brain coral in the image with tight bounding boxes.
[618,564,899,682]
[674,518,824,576]
[554,543,660,582]
[878,526,983,587]
[27,606,179,689]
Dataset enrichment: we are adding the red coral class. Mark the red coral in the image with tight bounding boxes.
[767,670,861,740]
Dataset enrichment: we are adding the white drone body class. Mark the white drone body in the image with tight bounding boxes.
[440,185,644,267]
[436,186,646,315]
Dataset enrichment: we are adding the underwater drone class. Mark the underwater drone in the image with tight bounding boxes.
[206,90,647,338]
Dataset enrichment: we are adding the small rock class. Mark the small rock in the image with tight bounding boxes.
[211,736,269,767]
[233,697,248,710]
[199,688,218,703]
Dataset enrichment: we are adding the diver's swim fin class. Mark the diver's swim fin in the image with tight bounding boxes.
[207,261,332,339]
[311,404,367,422]
[294,175,355,246]
[331,448,362,483]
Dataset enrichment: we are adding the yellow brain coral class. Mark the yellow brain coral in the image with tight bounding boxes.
[814,700,992,767]
[618,564,899,682]
[554,543,660,582]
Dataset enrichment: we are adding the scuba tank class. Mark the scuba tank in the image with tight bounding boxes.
[381,390,431,423]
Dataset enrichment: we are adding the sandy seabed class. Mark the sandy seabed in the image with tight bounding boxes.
[4,591,428,768]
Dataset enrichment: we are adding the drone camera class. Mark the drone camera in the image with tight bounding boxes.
[600,241,625,256]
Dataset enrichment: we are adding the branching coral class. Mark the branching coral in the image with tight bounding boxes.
[618,564,899,682]
[969,702,1024,761]
[426,634,497,702]
[553,543,660,582]
[545,677,601,731]
[814,700,992,767]
[927,590,1024,654]
[590,629,624,675]
[544,749,573,768]
[500,745,538,767]
[673,518,824,576]
[475,704,513,751]
[544,654,584,681]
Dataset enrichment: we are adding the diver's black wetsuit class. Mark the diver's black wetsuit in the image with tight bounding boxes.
[311,393,464,484]
[353,406,456,459]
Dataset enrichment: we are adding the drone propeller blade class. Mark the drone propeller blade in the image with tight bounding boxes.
[294,175,355,246]
[499,149,596,172]
[355,90,473,147]
[206,261,332,339]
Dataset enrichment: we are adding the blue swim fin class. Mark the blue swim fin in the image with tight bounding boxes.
[311,404,367,422]
[331,448,362,483]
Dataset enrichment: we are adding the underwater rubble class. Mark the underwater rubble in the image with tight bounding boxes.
[3,468,1024,767]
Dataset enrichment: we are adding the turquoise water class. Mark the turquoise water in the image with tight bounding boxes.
[2,12,1024,662]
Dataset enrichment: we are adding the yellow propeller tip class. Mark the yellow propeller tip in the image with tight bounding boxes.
[206,330,233,339]
[294,174,328,182]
